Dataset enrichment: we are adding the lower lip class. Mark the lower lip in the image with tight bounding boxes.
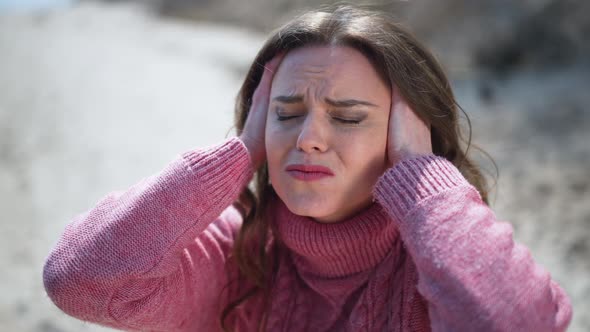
[287,170,333,181]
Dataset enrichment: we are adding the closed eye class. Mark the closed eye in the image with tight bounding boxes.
[277,115,300,121]
[278,115,361,124]
[333,118,362,125]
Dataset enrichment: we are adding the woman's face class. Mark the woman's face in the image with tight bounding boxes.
[265,45,391,223]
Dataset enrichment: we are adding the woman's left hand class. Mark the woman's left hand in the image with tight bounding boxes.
[387,85,433,167]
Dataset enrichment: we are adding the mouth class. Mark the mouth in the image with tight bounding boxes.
[285,164,334,181]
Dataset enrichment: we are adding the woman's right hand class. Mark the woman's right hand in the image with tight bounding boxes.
[239,54,284,170]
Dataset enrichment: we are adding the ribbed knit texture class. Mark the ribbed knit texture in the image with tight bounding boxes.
[43,138,573,331]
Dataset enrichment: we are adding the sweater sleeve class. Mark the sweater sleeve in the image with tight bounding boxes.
[373,155,573,332]
[43,137,254,331]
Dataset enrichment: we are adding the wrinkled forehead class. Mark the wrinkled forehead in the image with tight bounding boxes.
[272,45,387,97]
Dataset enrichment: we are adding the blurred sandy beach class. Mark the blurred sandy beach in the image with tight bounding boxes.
[0,1,588,331]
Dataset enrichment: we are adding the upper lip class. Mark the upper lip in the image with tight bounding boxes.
[285,164,334,175]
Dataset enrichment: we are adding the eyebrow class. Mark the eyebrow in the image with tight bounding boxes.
[273,95,303,104]
[272,95,378,108]
[325,98,378,108]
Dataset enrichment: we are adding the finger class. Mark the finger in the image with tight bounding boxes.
[388,83,405,142]
[389,83,407,141]
[390,84,432,157]
[386,84,397,165]
[391,84,431,129]
[263,53,285,76]
[251,53,285,110]
[390,83,407,117]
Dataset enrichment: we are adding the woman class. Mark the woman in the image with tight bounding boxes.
[43,6,572,332]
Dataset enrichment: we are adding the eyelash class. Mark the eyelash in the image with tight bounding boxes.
[277,115,362,125]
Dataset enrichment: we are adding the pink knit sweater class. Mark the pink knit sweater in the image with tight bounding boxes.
[43,137,573,331]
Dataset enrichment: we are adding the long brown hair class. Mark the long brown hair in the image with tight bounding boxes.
[221,5,495,331]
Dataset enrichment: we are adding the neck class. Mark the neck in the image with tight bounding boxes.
[272,195,400,278]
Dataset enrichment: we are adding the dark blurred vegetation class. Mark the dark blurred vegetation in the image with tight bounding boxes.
[103,0,590,77]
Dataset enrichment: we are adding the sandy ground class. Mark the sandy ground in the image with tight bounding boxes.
[0,2,588,331]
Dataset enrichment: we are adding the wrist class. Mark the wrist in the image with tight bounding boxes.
[388,150,430,168]
[239,135,262,169]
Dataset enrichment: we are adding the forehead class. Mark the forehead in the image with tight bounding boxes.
[272,45,386,92]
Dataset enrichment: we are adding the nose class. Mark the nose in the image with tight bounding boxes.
[296,114,328,153]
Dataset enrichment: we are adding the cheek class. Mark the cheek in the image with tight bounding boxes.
[265,123,291,171]
[266,119,285,144]
[339,129,388,174]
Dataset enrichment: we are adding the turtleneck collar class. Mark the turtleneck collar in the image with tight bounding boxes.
[271,194,401,279]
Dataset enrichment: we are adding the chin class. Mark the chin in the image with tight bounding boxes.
[286,199,332,217]
[281,189,374,223]
[279,191,337,220]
